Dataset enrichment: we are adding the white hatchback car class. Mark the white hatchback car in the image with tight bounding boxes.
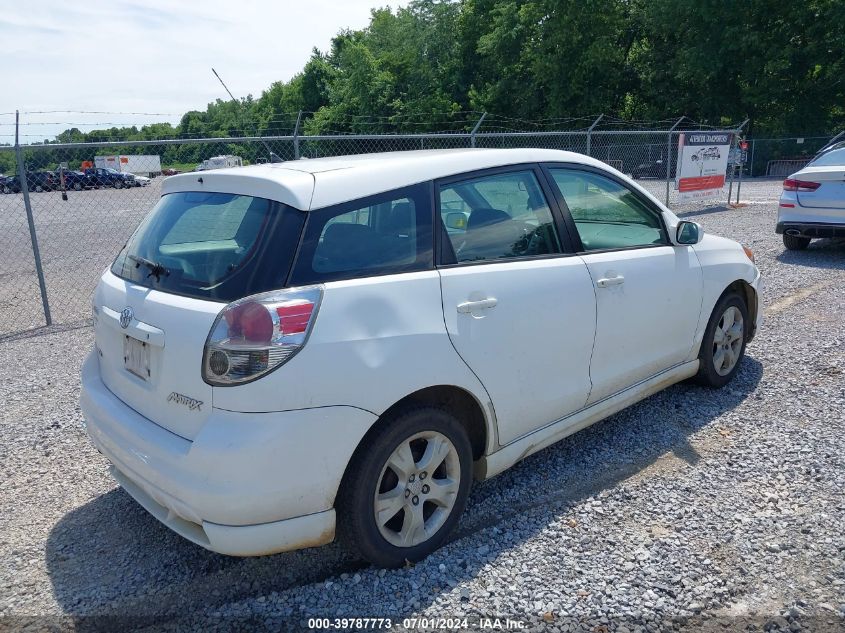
[778,141,845,250]
[81,149,761,567]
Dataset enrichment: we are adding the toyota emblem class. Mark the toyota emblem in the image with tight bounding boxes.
[119,307,133,329]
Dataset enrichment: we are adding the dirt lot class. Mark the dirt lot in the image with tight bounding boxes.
[0,183,843,632]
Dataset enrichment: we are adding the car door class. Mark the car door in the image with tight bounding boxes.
[545,165,703,405]
[437,166,597,446]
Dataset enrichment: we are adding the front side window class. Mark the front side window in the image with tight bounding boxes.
[439,170,561,263]
[111,192,305,301]
[289,183,432,284]
[549,169,668,251]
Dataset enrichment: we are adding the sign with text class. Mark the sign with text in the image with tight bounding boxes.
[675,132,732,202]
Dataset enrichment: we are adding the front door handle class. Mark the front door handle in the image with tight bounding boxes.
[457,298,498,314]
[596,275,625,288]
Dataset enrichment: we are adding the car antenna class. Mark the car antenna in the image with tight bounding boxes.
[211,67,282,163]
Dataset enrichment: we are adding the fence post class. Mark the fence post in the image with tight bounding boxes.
[666,117,685,207]
[727,135,737,205]
[470,112,487,148]
[14,111,52,326]
[293,110,302,159]
[749,139,755,178]
[727,119,749,205]
[586,114,603,156]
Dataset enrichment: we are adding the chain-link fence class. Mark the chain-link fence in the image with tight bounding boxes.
[0,121,792,337]
[745,135,835,177]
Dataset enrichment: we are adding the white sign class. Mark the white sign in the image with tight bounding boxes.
[675,132,732,202]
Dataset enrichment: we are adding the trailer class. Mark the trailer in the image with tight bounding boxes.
[196,155,243,171]
[94,155,162,177]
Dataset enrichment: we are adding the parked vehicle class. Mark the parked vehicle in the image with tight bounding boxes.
[84,167,136,189]
[1,175,20,194]
[631,158,672,179]
[1,172,56,193]
[95,154,162,177]
[80,149,761,567]
[56,170,94,191]
[777,141,845,250]
[28,171,57,192]
[196,155,243,171]
[130,174,151,187]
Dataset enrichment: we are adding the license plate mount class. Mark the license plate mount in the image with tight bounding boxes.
[124,335,151,381]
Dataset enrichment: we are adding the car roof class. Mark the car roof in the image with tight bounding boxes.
[160,148,620,211]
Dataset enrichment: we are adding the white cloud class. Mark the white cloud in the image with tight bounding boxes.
[1,0,404,143]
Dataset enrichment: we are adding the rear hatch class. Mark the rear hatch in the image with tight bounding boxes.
[795,166,845,211]
[94,189,306,440]
[94,276,222,440]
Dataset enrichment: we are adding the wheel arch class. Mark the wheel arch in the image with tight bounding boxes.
[722,279,758,342]
[334,384,492,508]
[379,385,489,461]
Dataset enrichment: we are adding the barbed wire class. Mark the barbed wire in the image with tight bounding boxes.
[20,110,182,116]
[0,110,752,146]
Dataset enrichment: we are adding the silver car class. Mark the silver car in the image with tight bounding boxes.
[777,141,845,250]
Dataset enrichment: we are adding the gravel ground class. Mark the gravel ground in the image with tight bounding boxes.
[1,186,844,632]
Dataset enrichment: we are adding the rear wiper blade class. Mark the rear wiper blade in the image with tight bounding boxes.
[128,254,170,281]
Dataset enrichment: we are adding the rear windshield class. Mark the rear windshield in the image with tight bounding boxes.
[111,192,305,301]
[810,147,845,167]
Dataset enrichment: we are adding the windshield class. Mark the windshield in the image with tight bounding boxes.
[111,192,305,301]
[810,147,845,167]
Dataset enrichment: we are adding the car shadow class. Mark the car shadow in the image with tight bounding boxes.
[46,356,763,630]
[776,239,845,269]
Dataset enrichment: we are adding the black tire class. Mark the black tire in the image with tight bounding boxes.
[73,182,82,191]
[783,233,811,250]
[337,406,473,568]
[34,185,44,193]
[694,291,749,388]
[113,180,123,189]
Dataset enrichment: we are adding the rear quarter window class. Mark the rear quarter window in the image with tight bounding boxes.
[289,183,433,284]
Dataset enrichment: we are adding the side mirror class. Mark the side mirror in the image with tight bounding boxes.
[676,220,703,245]
[445,212,468,230]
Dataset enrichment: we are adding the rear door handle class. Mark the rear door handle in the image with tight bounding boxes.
[596,275,625,288]
[457,298,498,313]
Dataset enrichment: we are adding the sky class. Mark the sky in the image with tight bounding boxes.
[1,0,403,144]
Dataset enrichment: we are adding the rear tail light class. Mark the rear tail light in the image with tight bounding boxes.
[783,178,820,192]
[202,286,322,386]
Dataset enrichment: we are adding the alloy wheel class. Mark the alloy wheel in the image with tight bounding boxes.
[712,305,744,376]
[373,431,461,548]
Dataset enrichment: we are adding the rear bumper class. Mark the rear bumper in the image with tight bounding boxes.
[776,221,845,239]
[80,351,376,555]
[110,465,336,556]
